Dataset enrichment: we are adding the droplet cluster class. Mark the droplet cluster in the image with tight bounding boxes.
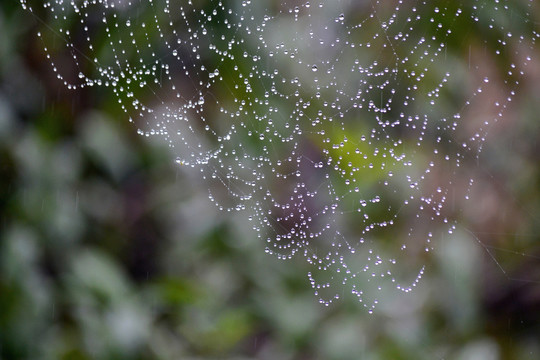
[22,0,538,311]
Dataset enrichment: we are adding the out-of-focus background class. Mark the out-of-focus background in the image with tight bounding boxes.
[1,1,540,359]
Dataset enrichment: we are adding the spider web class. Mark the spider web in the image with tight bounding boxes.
[21,0,538,312]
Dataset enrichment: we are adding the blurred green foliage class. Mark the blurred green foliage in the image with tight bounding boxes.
[1,1,540,359]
